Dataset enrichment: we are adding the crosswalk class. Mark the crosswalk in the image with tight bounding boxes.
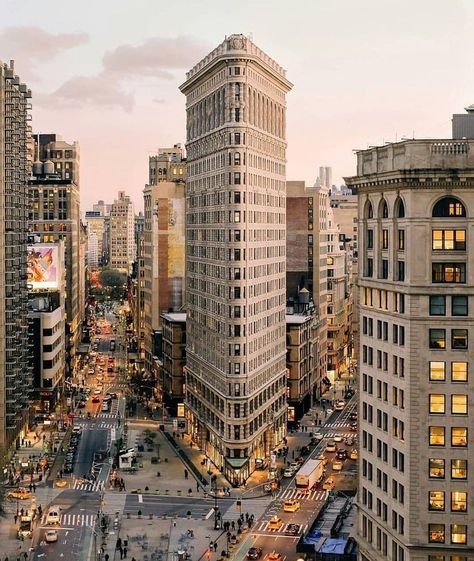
[326,421,356,428]
[97,413,118,419]
[75,420,116,430]
[322,431,356,439]
[276,488,327,501]
[41,513,96,527]
[73,479,104,492]
[256,520,309,535]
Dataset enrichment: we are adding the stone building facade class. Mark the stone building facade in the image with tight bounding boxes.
[346,139,474,561]
[180,34,292,484]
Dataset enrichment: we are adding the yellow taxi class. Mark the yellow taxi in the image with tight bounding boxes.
[322,477,336,490]
[350,449,358,460]
[268,516,284,530]
[267,553,283,561]
[8,487,32,500]
[283,499,301,513]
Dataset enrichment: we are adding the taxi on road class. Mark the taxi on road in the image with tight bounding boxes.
[268,516,284,530]
[283,499,300,512]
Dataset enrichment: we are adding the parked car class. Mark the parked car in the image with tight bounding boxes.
[8,488,31,500]
[300,446,310,456]
[283,468,294,478]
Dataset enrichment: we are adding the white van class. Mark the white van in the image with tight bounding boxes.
[46,505,61,525]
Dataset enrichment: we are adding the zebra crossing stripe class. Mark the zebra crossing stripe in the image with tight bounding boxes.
[40,513,96,527]
[73,480,104,492]
[277,488,326,501]
[255,520,310,534]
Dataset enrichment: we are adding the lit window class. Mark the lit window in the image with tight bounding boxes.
[429,361,446,381]
[429,458,445,478]
[452,295,468,316]
[429,295,446,316]
[451,329,468,350]
[429,329,446,349]
[451,524,467,544]
[398,229,405,250]
[428,556,445,561]
[432,263,466,283]
[429,426,445,446]
[452,362,468,382]
[432,230,466,251]
[451,427,468,447]
[451,394,467,415]
[429,395,445,414]
[432,197,466,217]
[451,491,467,512]
[429,524,445,543]
[429,490,445,511]
[451,459,467,480]
[382,229,389,249]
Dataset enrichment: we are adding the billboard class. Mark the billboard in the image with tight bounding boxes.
[27,245,59,289]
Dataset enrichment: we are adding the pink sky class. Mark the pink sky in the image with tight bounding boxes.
[2,0,474,210]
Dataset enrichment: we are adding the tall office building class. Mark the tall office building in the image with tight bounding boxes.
[180,34,292,484]
[142,146,186,384]
[85,210,107,266]
[33,134,80,183]
[0,60,33,457]
[109,191,135,273]
[345,139,474,561]
[29,137,81,377]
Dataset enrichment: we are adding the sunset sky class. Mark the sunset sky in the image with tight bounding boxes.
[2,0,474,210]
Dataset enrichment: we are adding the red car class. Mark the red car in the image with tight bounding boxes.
[92,396,100,403]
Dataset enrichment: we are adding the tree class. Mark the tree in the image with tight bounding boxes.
[99,268,127,288]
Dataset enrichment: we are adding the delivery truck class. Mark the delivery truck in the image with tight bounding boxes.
[295,459,324,491]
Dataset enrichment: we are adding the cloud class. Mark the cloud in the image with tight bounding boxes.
[102,36,212,78]
[35,73,134,112]
[0,26,88,75]
[33,34,210,112]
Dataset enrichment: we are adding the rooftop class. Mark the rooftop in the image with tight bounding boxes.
[161,312,186,323]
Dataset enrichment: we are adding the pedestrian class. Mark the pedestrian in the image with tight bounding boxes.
[28,483,32,492]
[119,546,123,559]
[14,513,17,523]
[32,483,36,492]
[104,555,109,561]
[213,543,218,552]
[184,469,188,479]
[231,521,235,531]
[123,547,127,558]
[116,537,122,550]
[20,508,24,516]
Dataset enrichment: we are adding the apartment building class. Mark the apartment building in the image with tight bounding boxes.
[0,60,33,457]
[142,146,186,380]
[85,210,107,267]
[161,311,186,412]
[109,191,135,273]
[345,139,474,561]
[180,34,292,484]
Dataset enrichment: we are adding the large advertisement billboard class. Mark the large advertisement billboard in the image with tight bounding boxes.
[27,245,59,289]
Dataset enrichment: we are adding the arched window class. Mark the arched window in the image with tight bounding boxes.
[433,197,467,218]
[365,200,374,219]
[395,197,405,218]
[380,199,389,218]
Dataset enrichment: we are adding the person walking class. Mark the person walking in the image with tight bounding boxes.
[184,469,188,479]
[123,547,127,558]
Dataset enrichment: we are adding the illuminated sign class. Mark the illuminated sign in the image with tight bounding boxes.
[177,403,185,417]
[27,245,59,289]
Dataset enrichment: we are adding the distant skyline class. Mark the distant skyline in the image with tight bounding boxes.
[2,0,474,210]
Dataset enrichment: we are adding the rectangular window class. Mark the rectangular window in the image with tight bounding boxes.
[451,394,467,415]
[432,229,466,251]
[429,361,446,381]
[382,229,389,249]
[432,263,466,283]
[397,261,405,281]
[429,394,446,414]
[430,295,446,316]
[381,259,389,279]
[452,295,468,316]
[366,258,374,277]
[429,490,445,511]
[451,524,467,545]
[451,329,468,350]
[429,329,446,349]
[429,524,445,543]
[451,427,467,447]
[451,491,467,512]
[429,458,445,479]
[452,361,468,382]
[398,229,405,250]
[367,229,374,249]
[429,426,445,446]
[451,459,467,480]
